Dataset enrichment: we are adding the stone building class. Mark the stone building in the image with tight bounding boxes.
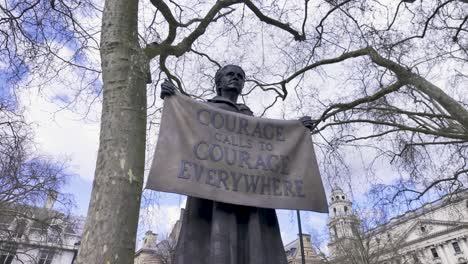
[134,209,183,264]
[285,233,323,264]
[134,231,163,264]
[327,187,468,264]
[327,186,361,260]
[135,188,468,264]
[0,197,83,264]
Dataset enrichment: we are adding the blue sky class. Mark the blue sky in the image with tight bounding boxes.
[63,175,93,216]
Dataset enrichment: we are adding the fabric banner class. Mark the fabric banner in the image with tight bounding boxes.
[146,95,328,212]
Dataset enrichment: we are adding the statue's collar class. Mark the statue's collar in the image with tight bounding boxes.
[208,96,242,111]
[207,96,253,115]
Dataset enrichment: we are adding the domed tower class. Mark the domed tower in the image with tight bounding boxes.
[327,186,360,257]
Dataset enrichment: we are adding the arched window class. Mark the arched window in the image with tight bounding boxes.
[333,208,337,216]
[344,206,348,215]
[342,195,345,200]
[336,196,339,200]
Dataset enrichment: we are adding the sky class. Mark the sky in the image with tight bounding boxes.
[5,0,465,255]
[19,88,99,216]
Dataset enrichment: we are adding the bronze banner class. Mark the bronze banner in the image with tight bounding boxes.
[147,95,328,212]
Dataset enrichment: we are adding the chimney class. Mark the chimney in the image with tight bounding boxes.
[143,231,158,249]
[45,191,58,210]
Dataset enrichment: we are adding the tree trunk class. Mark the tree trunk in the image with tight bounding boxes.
[76,0,147,263]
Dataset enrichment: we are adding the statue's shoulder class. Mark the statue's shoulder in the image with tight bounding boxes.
[237,104,253,116]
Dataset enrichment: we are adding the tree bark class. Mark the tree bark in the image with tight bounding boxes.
[76,0,148,263]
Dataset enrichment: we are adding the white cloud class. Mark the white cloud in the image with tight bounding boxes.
[277,209,301,244]
[277,209,331,254]
[19,88,100,182]
[302,212,328,230]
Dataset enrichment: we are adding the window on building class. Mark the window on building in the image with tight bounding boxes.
[333,208,337,216]
[431,248,439,258]
[47,226,62,244]
[342,195,345,200]
[344,206,348,215]
[38,249,55,264]
[420,226,426,233]
[336,196,339,200]
[286,248,296,257]
[12,218,27,238]
[452,242,462,254]
[0,243,17,264]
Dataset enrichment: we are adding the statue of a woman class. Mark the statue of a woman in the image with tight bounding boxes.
[160,65,313,264]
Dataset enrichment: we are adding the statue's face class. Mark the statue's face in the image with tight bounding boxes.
[217,66,245,95]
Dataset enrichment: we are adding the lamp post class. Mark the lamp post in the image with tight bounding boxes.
[297,210,305,264]
[71,241,80,264]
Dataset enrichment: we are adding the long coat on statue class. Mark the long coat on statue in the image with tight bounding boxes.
[172,96,288,264]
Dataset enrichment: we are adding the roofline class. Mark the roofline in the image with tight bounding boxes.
[368,189,468,233]
[284,233,313,248]
[284,238,299,248]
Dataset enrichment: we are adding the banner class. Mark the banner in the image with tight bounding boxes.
[146,95,328,212]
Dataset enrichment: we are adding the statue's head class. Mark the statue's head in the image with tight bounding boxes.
[215,65,245,96]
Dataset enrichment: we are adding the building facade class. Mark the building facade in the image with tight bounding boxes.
[134,209,183,264]
[327,187,468,264]
[0,200,83,264]
[134,189,468,264]
[327,186,362,260]
[134,231,165,264]
[285,233,323,264]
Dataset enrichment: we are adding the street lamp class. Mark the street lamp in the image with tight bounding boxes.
[71,241,81,264]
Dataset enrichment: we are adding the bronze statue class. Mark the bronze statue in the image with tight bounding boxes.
[160,65,313,264]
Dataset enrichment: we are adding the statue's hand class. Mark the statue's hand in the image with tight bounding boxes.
[160,80,177,99]
[299,116,315,131]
